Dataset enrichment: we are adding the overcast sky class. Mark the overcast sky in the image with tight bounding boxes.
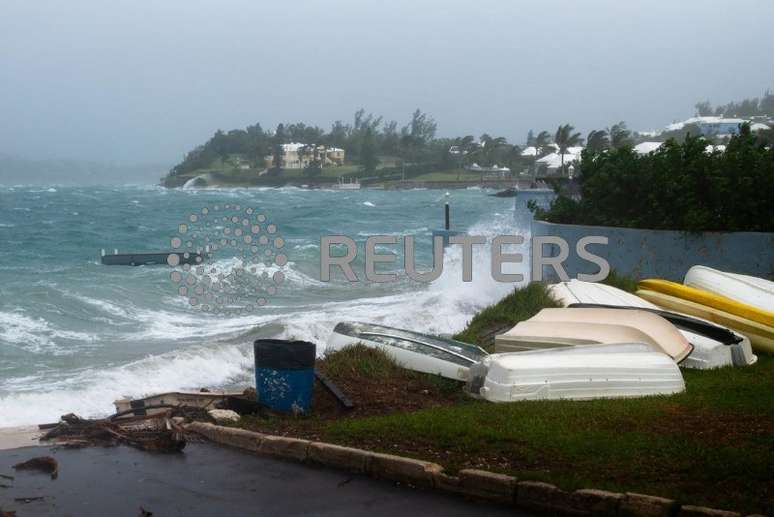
[2,0,773,165]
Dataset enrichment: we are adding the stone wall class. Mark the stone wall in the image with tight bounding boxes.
[531,220,774,282]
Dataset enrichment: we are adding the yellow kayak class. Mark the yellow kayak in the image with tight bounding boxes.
[638,279,774,327]
[636,289,774,353]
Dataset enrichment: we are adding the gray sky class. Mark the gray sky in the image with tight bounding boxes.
[2,0,773,165]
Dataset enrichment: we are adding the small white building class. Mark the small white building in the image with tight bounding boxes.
[634,142,664,155]
[664,116,770,136]
[265,143,345,169]
[535,149,582,176]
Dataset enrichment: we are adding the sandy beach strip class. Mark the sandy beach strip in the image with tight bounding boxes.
[0,425,42,450]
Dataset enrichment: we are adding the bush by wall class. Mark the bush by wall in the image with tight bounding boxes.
[533,125,774,232]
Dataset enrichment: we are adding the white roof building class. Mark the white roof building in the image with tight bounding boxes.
[634,142,664,155]
[536,152,580,169]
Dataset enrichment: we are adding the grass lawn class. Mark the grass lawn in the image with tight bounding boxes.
[238,283,774,513]
[319,356,773,514]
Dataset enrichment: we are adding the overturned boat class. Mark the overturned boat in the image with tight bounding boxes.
[548,280,755,368]
[684,265,774,312]
[113,390,245,419]
[495,308,693,362]
[638,278,774,353]
[328,322,488,381]
[466,343,685,402]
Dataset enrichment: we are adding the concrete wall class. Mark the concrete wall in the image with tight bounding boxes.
[531,220,774,282]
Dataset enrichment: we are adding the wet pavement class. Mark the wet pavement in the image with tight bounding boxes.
[0,442,528,516]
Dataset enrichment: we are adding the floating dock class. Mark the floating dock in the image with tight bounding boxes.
[100,251,204,266]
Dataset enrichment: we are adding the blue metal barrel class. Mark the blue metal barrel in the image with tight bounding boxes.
[254,339,316,414]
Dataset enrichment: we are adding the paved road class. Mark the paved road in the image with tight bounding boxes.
[0,443,527,516]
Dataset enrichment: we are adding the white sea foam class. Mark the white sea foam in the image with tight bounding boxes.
[0,344,253,426]
[0,197,531,427]
[362,201,376,207]
[277,211,528,345]
[0,311,97,355]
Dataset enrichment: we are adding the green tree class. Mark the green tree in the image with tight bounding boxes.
[533,123,774,232]
[695,100,713,116]
[360,127,379,175]
[452,135,476,179]
[297,144,311,169]
[534,131,552,155]
[479,134,508,167]
[554,124,583,175]
[272,124,286,169]
[609,121,632,149]
[586,129,610,153]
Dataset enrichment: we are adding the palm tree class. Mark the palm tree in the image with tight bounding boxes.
[479,134,508,166]
[454,135,476,179]
[609,121,632,149]
[586,129,610,153]
[507,144,523,177]
[534,131,552,155]
[297,144,311,169]
[529,131,553,182]
[554,124,583,175]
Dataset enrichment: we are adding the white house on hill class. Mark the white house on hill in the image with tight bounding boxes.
[265,143,345,169]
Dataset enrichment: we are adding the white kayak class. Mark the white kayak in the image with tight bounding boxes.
[328,321,488,381]
[467,343,685,402]
[548,280,755,368]
[684,265,774,312]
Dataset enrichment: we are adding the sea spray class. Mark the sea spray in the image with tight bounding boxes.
[0,185,550,425]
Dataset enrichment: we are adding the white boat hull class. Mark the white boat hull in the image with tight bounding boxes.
[684,265,774,312]
[495,308,692,363]
[548,280,755,368]
[468,343,685,402]
[327,323,487,381]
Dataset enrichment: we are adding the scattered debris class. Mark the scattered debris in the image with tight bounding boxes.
[208,409,241,424]
[40,413,186,453]
[112,389,261,419]
[139,506,153,516]
[315,370,354,410]
[13,456,58,479]
[1,510,17,517]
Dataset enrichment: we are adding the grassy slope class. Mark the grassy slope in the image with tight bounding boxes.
[243,278,774,513]
[453,282,560,350]
[320,357,773,513]
[260,283,772,513]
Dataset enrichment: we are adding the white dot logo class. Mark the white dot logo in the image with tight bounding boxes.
[167,205,287,315]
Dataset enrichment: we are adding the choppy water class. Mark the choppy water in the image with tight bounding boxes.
[0,184,548,425]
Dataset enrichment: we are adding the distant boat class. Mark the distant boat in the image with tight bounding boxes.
[489,187,518,197]
[100,251,205,266]
[332,177,361,190]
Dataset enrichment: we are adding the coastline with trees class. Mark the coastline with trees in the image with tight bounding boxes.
[162,90,774,190]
